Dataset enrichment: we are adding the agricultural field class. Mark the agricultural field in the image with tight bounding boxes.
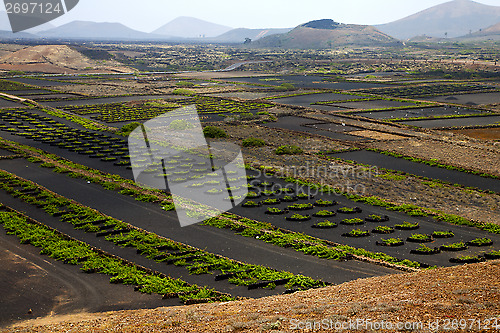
[0,42,499,331]
[60,97,273,123]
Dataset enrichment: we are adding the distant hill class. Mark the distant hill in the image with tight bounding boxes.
[212,27,292,43]
[24,22,56,34]
[482,21,500,34]
[0,10,55,34]
[376,0,500,40]
[457,21,500,40]
[0,30,37,39]
[39,21,164,40]
[253,19,399,49]
[153,16,232,38]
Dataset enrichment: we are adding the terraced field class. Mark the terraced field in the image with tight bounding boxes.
[0,66,499,330]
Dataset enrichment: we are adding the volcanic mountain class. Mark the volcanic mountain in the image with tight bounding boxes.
[211,28,292,43]
[153,16,232,38]
[253,19,399,49]
[376,0,500,39]
[39,21,161,40]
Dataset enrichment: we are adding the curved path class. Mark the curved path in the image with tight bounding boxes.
[0,228,172,328]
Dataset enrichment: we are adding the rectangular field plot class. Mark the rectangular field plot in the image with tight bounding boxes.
[60,96,272,123]
[43,95,189,107]
[304,122,359,132]
[8,78,76,87]
[22,93,83,100]
[263,116,367,141]
[208,91,309,100]
[3,89,51,95]
[428,92,500,106]
[271,92,369,106]
[399,115,500,128]
[447,128,500,141]
[0,80,37,91]
[329,150,500,193]
[361,83,494,98]
[331,99,417,110]
[224,75,389,90]
[353,106,485,120]
[270,93,368,112]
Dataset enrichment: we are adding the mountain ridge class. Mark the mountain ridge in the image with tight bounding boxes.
[210,27,292,43]
[376,0,500,39]
[38,21,167,40]
[153,16,232,38]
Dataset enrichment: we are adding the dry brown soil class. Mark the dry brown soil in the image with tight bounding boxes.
[6,261,499,333]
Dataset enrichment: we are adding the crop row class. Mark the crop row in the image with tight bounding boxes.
[0,170,327,292]
[255,165,500,234]
[61,97,273,123]
[365,148,500,182]
[0,79,37,91]
[0,109,132,163]
[360,83,495,98]
[0,207,232,303]
[321,151,498,196]
[388,112,494,123]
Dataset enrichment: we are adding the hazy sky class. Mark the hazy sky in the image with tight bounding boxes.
[4,0,500,31]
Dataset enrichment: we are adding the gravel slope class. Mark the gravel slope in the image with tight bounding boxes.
[6,260,499,333]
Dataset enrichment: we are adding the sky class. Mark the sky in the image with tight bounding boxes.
[3,0,500,32]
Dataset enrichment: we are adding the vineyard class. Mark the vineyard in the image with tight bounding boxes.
[0,209,232,303]
[1,40,500,329]
[0,170,328,299]
[0,79,37,91]
[61,97,273,123]
[361,83,497,98]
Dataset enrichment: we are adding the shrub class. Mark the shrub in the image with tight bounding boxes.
[6,70,25,76]
[176,81,195,87]
[238,112,258,121]
[119,122,141,136]
[378,238,403,245]
[275,83,296,91]
[242,137,265,147]
[275,145,303,155]
[173,88,195,96]
[315,221,336,228]
[203,126,227,138]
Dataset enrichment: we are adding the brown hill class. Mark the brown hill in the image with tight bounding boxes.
[484,21,500,33]
[254,19,399,49]
[6,261,499,332]
[0,45,133,74]
[457,21,500,41]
